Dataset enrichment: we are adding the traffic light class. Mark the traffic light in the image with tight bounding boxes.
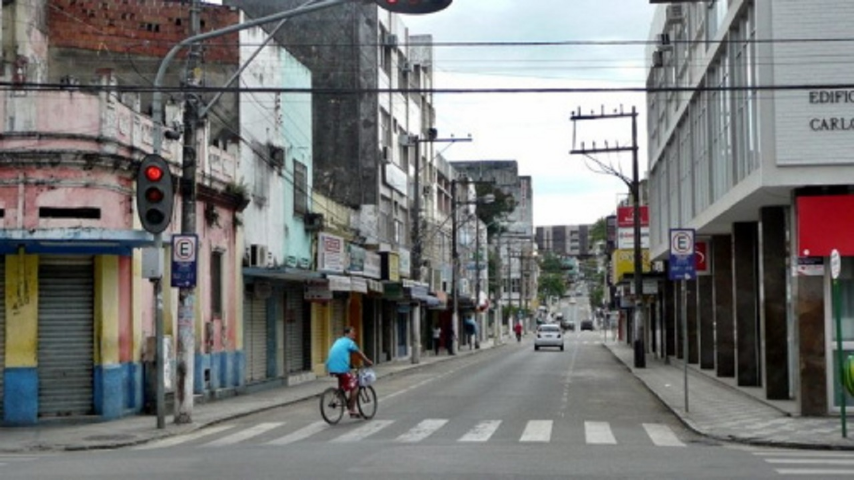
[136,154,174,234]
[376,0,452,15]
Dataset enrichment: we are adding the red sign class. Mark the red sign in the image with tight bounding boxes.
[797,195,854,256]
[617,206,649,228]
[695,241,708,273]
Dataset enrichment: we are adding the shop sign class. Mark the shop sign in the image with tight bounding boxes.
[795,257,825,277]
[348,244,365,274]
[399,248,411,278]
[364,251,382,279]
[318,233,345,273]
[350,276,368,294]
[305,279,332,301]
[611,248,651,283]
[328,274,351,292]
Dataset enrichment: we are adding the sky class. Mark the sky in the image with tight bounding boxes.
[403,1,658,227]
[208,0,659,227]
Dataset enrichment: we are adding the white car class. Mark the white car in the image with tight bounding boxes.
[534,324,564,351]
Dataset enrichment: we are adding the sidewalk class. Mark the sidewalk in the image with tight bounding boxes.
[0,339,497,453]
[603,337,854,450]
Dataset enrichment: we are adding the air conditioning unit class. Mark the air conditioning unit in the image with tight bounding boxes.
[422,185,432,196]
[304,212,324,232]
[398,133,413,146]
[399,61,412,73]
[249,244,268,267]
[666,4,685,25]
[268,144,285,168]
[381,145,390,163]
[652,50,664,68]
[383,34,398,47]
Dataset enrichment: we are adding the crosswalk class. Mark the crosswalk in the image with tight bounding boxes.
[136,418,687,450]
[751,449,854,477]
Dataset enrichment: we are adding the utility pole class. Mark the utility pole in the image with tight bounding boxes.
[175,0,202,424]
[570,105,645,368]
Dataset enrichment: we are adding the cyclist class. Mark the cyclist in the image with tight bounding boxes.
[326,326,373,418]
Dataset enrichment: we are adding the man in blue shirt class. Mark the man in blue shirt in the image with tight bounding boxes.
[326,326,373,417]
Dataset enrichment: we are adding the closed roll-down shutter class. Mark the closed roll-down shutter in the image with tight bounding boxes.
[244,293,268,382]
[38,256,94,417]
[284,285,305,373]
[0,258,5,419]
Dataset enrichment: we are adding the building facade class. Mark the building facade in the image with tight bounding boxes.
[647,0,854,415]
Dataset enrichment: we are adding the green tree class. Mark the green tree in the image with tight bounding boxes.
[475,183,517,241]
[590,216,608,244]
[537,251,567,301]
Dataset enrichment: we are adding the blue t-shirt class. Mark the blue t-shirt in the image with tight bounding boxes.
[326,336,359,374]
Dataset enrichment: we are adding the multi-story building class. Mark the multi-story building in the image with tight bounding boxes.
[449,161,535,327]
[230,0,441,361]
[0,0,245,424]
[646,0,854,416]
[536,224,593,258]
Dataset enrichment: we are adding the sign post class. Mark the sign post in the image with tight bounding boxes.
[831,249,847,438]
[669,228,696,413]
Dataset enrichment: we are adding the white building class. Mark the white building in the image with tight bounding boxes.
[646,0,854,416]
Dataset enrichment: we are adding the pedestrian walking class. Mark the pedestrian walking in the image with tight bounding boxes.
[432,324,442,355]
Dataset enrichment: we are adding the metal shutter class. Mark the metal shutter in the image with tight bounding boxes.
[244,293,268,382]
[38,256,94,417]
[284,285,305,373]
[0,258,5,419]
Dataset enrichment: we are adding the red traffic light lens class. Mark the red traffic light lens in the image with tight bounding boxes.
[144,165,164,182]
[145,187,165,203]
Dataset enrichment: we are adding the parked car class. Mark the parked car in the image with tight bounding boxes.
[580,319,594,331]
[534,324,564,351]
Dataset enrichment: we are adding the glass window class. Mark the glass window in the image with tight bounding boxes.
[294,161,308,216]
[211,250,223,318]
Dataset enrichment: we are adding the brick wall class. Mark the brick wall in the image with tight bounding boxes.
[48,0,239,63]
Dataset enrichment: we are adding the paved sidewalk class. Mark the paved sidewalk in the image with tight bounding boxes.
[0,339,496,453]
[603,338,854,450]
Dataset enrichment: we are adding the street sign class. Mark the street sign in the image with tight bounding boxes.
[171,234,198,288]
[831,249,841,280]
[668,228,696,281]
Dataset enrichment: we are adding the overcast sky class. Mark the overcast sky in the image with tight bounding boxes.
[403,1,658,227]
[208,0,659,227]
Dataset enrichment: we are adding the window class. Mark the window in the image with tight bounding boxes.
[253,145,270,206]
[294,161,308,216]
[211,250,223,318]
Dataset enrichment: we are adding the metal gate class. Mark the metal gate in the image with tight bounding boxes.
[0,258,5,419]
[38,256,94,417]
[284,284,305,373]
[244,292,268,383]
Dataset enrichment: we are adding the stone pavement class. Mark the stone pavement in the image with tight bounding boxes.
[603,337,854,450]
[0,339,494,453]
[2,335,854,453]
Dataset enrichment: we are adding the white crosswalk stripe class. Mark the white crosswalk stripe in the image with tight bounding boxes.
[459,420,501,442]
[642,423,685,447]
[396,419,448,443]
[585,421,616,445]
[520,420,552,442]
[134,425,234,450]
[203,422,284,447]
[330,419,394,442]
[133,419,688,449]
[266,421,329,446]
[751,449,854,476]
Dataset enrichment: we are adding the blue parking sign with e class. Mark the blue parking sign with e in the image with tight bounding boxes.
[171,234,198,288]
[669,229,696,281]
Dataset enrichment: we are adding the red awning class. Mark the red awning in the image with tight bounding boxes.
[797,195,854,256]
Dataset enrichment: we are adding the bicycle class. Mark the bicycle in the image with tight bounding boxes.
[319,367,377,425]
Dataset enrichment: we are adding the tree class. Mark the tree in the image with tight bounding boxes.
[475,183,516,241]
[537,251,567,302]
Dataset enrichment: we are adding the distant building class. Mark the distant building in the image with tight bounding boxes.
[536,224,593,258]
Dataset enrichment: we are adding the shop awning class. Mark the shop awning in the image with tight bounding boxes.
[0,228,155,255]
[244,267,323,282]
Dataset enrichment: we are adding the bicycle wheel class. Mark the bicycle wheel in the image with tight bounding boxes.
[356,385,377,419]
[320,387,346,425]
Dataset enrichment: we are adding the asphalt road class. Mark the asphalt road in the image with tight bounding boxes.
[0,332,832,479]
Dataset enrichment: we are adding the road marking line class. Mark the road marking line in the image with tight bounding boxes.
[642,423,685,447]
[459,420,501,442]
[766,459,854,465]
[396,419,448,443]
[754,451,854,458]
[202,422,284,447]
[331,420,394,443]
[775,469,854,476]
[266,421,328,446]
[520,420,552,442]
[585,421,616,445]
[134,425,234,450]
